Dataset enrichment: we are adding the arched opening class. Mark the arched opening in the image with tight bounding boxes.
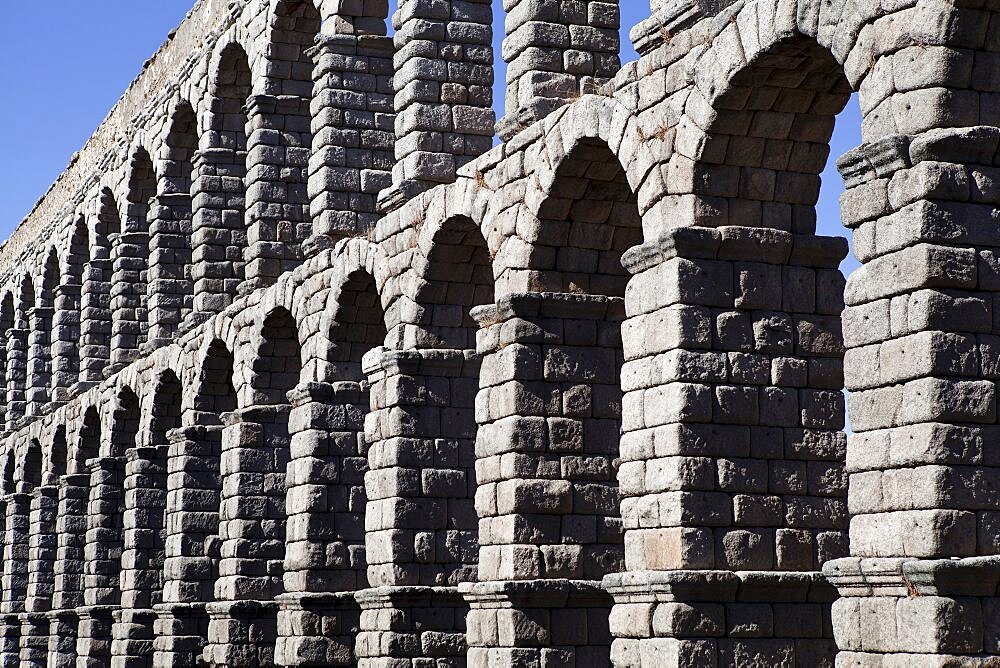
[54,217,90,394]
[252,307,303,406]
[158,341,235,662]
[150,102,198,339]
[6,274,36,426]
[210,310,301,659]
[76,406,102,474]
[682,34,851,573]
[110,386,141,458]
[23,441,43,491]
[535,139,643,296]
[26,250,60,412]
[529,137,633,578]
[79,189,117,382]
[0,293,13,426]
[195,339,238,422]
[192,43,251,317]
[0,450,14,496]
[112,148,157,364]
[414,216,495,349]
[51,426,68,480]
[115,371,179,653]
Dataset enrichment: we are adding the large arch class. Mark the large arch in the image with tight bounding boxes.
[52,216,90,398]
[192,41,252,318]
[78,189,118,383]
[148,100,198,342]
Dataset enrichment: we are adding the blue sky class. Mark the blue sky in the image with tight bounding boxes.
[0,2,860,274]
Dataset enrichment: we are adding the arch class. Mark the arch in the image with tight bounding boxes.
[149,370,183,446]
[79,189,118,381]
[50,425,68,480]
[530,136,643,297]
[191,41,252,315]
[75,405,102,474]
[162,101,199,196]
[0,293,14,423]
[193,339,238,423]
[54,216,91,392]
[22,440,43,491]
[126,147,157,230]
[1,450,14,496]
[411,215,495,349]
[267,0,322,98]
[97,187,121,251]
[683,34,853,233]
[247,306,303,406]
[109,386,141,458]
[149,99,199,337]
[325,269,389,381]
[40,248,60,309]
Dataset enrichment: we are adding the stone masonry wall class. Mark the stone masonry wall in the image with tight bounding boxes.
[0,0,999,666]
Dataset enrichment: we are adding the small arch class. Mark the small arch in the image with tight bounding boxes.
[22,440,43,491]
[150,370,184,446]
[51,426,68,479]
[126,147,157,233]
[194,340,238,423]
[326,270,389,381]
[532,137,643,297]
[1,450,14,495]
[75,406,102,474]
[413,215,494,349]
[97,187,121,253]
[163,101,198,196]
[109,387,141,458]
[250,307,303,405]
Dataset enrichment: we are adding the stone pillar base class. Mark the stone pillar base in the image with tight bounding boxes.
[47,609,79,667]
[18,612,49,667]
[825,557,1000,663]
[356,586,468,667]
[0,613,21,668]
[152,602,210,667]
[603,570,837,667]
[205,600,279,667]
[275,592,360,666]
[76,605,118,666]
[111,606,156,666]
[463,579,613,666]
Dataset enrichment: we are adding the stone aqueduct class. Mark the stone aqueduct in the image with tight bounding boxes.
[0,0,998,665]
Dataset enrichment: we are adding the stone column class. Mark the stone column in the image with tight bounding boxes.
[19,484,58,667]
[498,0,620,140]
[0,493,29,667]
[47,473,91,668]
[189,149,247,324]
[355,349,479,666]
[146,193,193,348]
[303,33,394,253]
[25,306,54,416]
[464,293,621,665]
[51,281,82,402]
[377,0,495,211]
[5,324,28,430]
[76,457,125,666]
[77,258,112,389]
[154,426,222,667]
[241,94,311,294]
[276,382,367,666]
[597,225,846,666]
[823,130,1000,661]
[108,223,150,375]
[111,445,168,666]
[205,406,290,666]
